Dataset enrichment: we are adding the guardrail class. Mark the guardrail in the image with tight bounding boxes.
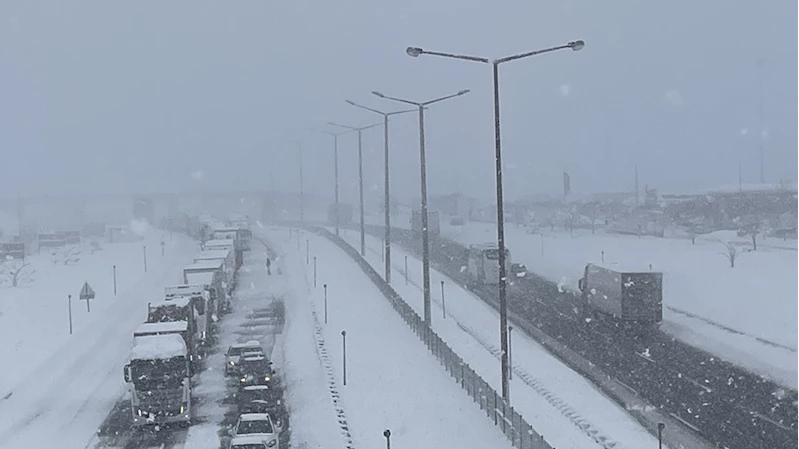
[311,226,554,449]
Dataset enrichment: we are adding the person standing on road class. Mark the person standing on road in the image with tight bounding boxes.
[266,257,272,275]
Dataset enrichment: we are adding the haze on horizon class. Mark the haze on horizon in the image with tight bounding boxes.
[0,0,795,204]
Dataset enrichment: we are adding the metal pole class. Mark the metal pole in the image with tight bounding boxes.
[404,255,408,285]
[113,265,117,296]
[492,61,510,401]
[383,429,391,449]
[143,245,147,273]
[381,238,384,262]
[313,256,317,288]
[86,295,91,313]
[68,294,73,335]
[324,283,328,324]
[306,239,309,264]
[334,135,340,236]
[161,237,165,256]
[658,423,665,449]
[418,105,432,325]
[441,280,446,319]
[341,330,347,386]
[383,114,392,283]
[508,326,513,380]
[357,130,366,256]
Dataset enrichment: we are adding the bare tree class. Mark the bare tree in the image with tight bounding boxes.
[0,260,35,287]
[51,245,81,265]
[721,242,739,268]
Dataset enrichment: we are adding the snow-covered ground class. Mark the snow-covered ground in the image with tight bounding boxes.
[335,229,677,449]
[263,226,516,449]
[366,213,798,388]
[0,228,197,448]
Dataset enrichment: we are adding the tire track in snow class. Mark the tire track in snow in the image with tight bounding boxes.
[360,238,623,449]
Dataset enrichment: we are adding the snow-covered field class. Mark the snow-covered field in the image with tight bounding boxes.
[335,229,686,449]
[367,213,798,388]
[0,228,197,448]
[263,227,516,449]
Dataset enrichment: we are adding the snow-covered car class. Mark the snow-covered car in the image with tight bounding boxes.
[230,413,281,448]
[226,341,263,375]
[238,355,275,389]
[237,385,285,424]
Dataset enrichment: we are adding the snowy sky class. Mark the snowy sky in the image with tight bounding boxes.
[0,0,795,203]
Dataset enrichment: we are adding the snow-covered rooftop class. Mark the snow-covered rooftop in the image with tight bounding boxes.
[134,321,188,335]
[194,249,231,261]
[203,239,235,248]
[183,260,223,272]
[587,261,661,274]
[185,271,215,285]
[150,296,191,309]
[130,334,187,360]
[238,413,271,422]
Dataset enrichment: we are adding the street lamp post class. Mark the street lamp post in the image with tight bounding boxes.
[371,88,471,325]
[328,121,383,256]
[344,100,416,283]
[318,130,349,236]
[405,39,584,401]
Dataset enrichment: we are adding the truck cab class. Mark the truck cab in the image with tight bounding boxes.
[133,320,197,368]
[466,243,512,285]
[124,334,192,426]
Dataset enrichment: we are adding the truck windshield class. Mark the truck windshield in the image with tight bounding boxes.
[130,358,187,388]
[237,419,274,434]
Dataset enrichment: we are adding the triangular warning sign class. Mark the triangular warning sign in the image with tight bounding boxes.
[79,281,96,300]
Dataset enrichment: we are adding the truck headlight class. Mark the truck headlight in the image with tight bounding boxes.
[137,409,143,416]
[267,440,277,447]
[229,361,235,366]
[240,377,247,383]
[180,405,184,414]
[264,376,270,382]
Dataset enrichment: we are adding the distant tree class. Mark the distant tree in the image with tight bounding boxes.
[720,242,739,268]
[0,259,35,287]
[585,202,602,235]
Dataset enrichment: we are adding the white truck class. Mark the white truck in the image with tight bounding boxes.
[133,320,197,365]
[466,243,513,285]
[203,238,242,270]
[193,249,235,294]
[124,334,192,426]
[182,262,228,314]
[164,284,213,342]
[578,263,663,327]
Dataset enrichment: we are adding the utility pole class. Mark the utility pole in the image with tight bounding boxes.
[634,163,640,207]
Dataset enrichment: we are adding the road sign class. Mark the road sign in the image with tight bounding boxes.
[79,281,96,300]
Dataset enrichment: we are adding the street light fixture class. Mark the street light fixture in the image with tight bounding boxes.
[316,129,352,236]
[327,121,383,256]
[345,100,416,283]
[405,39,584,402]
[371,88,470,326]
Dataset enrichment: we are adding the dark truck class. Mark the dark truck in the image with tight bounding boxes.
[577,263,663,327]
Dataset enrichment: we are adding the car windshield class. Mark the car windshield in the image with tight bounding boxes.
[237,419,274,434]
[228,347,245,356]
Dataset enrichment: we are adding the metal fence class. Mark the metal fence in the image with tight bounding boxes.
[314,227,554,449]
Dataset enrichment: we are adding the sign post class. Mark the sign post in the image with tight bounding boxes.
[113,265,117,296]
[341,330,347,386]
[68,294,73,335]
[79,281,96,313]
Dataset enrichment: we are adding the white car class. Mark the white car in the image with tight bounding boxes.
[230,413,281,448]
[226,341,263,375]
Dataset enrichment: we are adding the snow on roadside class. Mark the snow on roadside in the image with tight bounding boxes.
[0,232,197,449]
[337,229,663,449]
[266,228,515,449]
[0,229,186,393]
